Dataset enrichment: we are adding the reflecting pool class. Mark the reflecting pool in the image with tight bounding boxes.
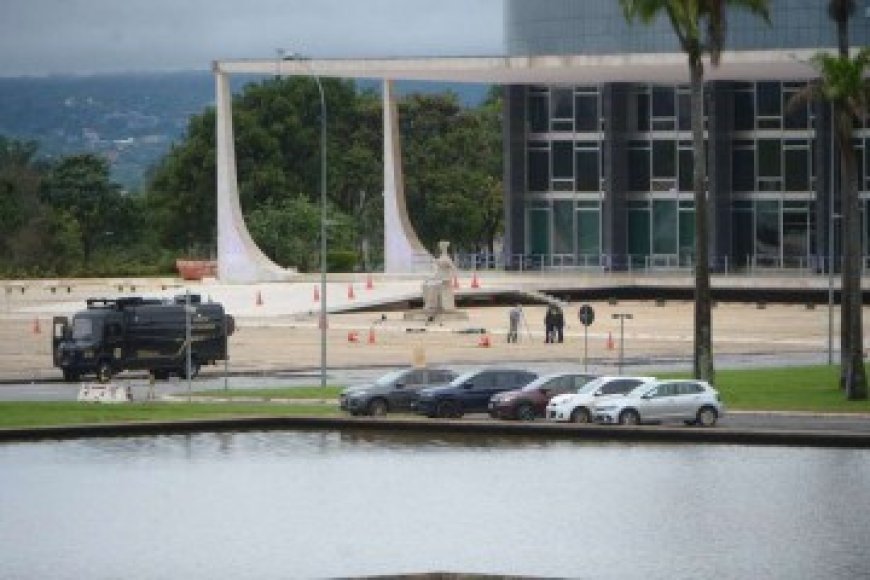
[1,430,868,579]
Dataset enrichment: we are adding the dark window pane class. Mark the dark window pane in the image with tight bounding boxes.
[551,88,573,120]
[529,94,548,133]
[628,209,651,256]
[653,200,678,254]
[577,210,600,255]
[678,92,691,131]
[785,148,809,191]
[628,148,650,191]
[757,82,781,117]
[758,139,782,177]
[733,148,755,192]
[756,201,780,258]
[636,92,650,131]
[734,91,754,130]
[652,86,675,117]
[732,209,753,265]
[784,94,808,129]
[782,210,808,259]
[575,94,599,132]
[552,141,573,180]
[575,150,600,192]
[653,140,676,178]
[679,209,695,259]
[529,209,550,255]
[528,150,549,192]
[679,149,693,191]
[553,200,574,254]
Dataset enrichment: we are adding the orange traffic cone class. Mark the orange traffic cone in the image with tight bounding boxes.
[347,284,355,300]
[366,275,374,290]
[255,290,263,306]
[347,331,359,343]
[471,272,480,289]
[32,317,41,334]
[368,327,376,344]
[452,275,459,289]
[606,332,614,350]
[477,333,491,348]
[313,285,320,302]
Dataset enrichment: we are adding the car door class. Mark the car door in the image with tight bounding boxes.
[671,381,706,419]
[388,369,421,411]
[464,371,498,412]
[639,383,680,421]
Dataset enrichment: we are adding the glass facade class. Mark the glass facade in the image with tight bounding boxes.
[518,80,869,270]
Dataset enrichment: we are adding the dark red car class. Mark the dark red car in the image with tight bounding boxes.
[488,372,598,420]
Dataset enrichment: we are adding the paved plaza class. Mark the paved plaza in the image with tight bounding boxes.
[0,273,860,382]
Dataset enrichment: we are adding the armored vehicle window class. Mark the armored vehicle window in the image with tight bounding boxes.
[72,317,97,340]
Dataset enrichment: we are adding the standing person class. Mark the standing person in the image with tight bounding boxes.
[544,305,556,343]
[507,304,522,343]
[554,305,565,343]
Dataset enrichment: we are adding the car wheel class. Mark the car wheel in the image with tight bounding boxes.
[368,398,388,417]
[618,409,640,425]
[436,399,461,419]
[570,407,591,424]
[96,361,113,383]
[516,402,536,421]
[696,406,718,427]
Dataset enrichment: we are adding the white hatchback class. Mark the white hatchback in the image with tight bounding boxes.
[593,379,725,427]
[545,376,656,423]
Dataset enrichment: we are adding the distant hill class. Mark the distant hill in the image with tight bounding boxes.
[0,71,491,191]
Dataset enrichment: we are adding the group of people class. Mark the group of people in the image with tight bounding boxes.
[507,303,565,344]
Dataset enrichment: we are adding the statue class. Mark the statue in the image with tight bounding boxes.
[405,241,468,322]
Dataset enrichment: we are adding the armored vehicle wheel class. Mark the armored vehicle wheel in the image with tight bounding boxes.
[62,369,80,382]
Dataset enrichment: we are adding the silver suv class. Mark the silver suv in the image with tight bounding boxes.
[340,367,457,416]
[593,379,725,427]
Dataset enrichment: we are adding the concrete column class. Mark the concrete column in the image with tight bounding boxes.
[215,66,292,282]
[383,79,431,273]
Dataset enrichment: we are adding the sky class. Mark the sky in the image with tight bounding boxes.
[0,0,504,77]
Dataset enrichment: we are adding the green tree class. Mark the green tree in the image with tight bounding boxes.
[40,154,126,265]
[620,0,769,384]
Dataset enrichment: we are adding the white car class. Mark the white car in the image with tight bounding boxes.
[593,379,725,427]
[545,376,655,423]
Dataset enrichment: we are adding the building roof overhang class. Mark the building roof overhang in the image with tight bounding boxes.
[214,49,838,84]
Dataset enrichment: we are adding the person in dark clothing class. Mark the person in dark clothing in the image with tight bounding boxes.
[544,305,556,343]
[553,305,565,343]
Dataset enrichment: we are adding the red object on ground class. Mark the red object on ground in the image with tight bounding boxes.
[366,275,374,290]
[256,291,263,306]
[347,284,355,300]
[368,327,376,344]
[471,272,480,289]
[32,318,41,334]
[452,275,459,289]
[175,259,217,281]
[313,285,320,302]
[606,332,614,350]
[478,334,491,348]
[347,331,359,343]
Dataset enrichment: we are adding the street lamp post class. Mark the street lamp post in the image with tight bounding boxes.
[284,51,328,388]
[611,313,633,375]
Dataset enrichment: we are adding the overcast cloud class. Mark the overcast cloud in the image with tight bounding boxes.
[0,0,504,76]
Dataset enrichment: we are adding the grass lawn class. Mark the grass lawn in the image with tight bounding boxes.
[1,365,868,429]
[0,402,340,429]
[659,364,870,413]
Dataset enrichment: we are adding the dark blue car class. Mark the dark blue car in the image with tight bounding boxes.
[413,368,538,419]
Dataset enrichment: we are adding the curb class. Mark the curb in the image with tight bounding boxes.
[1,415,868,449]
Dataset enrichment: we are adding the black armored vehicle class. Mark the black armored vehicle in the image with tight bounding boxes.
[52,295,234,382]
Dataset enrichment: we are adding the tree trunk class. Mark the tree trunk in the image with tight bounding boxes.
[691,58,714,383]
[840,133,868,399]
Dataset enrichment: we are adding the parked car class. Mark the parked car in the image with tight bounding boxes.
[414,368,538,419]
[339,367,457,416]
[593,379,725,427]
[488,372,598,420]
[545,376,655,423]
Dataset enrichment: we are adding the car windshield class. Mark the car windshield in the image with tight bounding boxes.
[374,369,408,387]
[521,375,558,391]
[449,370,481,387]
[574,377,609,395]
[71,316,99,341]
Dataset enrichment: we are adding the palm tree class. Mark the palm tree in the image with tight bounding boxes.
[619,0,769,383]
[793,50,870,400]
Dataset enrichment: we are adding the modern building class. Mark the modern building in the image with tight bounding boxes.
[502,0,870,272]
[213,0,869,280]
